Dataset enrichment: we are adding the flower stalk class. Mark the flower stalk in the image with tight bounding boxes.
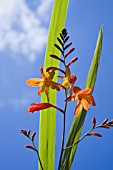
[63,117,113,150]
[21,27,113,170]
[20,130,44,170]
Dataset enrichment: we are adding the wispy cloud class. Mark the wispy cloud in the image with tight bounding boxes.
[0,98,30,110]
[0,0,53,62]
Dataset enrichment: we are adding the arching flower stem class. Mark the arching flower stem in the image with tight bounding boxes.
[58,41,68,170]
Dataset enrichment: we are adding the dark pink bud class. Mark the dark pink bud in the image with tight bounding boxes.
[100,125,110,129]
[62,28,67,38]
[27,130,31,136]
[46,67,65,74]
[32,132,36,141]
[64,42,72,50]
[102,118,108,125]
[57,37,63,47]
[25,145,36,151]
[54,44,63,55]
[20,130,27,136]
[88,132,102,137]
[67,57,78,67]
[92,117,96,129]
[50,54,64,63]
[108,120,113,125]
[65,48,75,58]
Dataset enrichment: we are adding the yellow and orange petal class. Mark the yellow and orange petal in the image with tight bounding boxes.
[40,66,46,78]
[37,86,44,95]
[74,101,83,116]
[26,78,44,87]
[78,87,93,95]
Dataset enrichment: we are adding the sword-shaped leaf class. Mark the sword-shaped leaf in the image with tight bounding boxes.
[39,1,69,170]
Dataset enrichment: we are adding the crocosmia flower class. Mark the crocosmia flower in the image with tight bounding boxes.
[26,66,62,102]
[66,87,96,116]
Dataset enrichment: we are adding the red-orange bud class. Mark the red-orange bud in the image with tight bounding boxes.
[88,132,102,137]
[27,103,64,113]
[92,117,96,129]
[102,118,108,125]
[67,57,78,67]
[25,145,36,151]
[32,132,36,141]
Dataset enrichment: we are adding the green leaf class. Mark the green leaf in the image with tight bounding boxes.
[39,1,69,170]
[61,27,103,170]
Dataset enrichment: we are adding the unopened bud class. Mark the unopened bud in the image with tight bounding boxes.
[102,118,108,125]
[62,28,67,38]
[32,132,36,141]
[87,132,102,137]
[67,57,78,67]
[25,145,35,151]
[20,130,27,136]
[92,117,96,129]
[100,125,110,129]
[27,130,31,136]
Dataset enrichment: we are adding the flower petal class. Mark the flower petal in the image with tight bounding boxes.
[70,84,74,96]
[26,78,43,87]
[73,86,81,93]
[40,66,46,78]
[37,86,44,95]
[51,82,60,91]
[66,94,77,101]
[47,69,55,81]
[61,79,69,87]
[81,98,90,110]
[51,81,65,89]
[78,88,93,95]
[27,103,64,113]
[83,94,96,106]
[74,101,83,116]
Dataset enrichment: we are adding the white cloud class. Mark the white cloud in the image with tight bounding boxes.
[37,0,53,22]
[0,98,30,110]
[9,98,29,107]
[0,0,53,62]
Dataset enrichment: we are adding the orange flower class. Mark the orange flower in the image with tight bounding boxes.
[66,87,96,116]
[27,103,64,113]
[26,66,62,102]
[58,67,77,95]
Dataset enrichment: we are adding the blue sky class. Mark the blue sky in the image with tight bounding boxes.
[0,0,113,170]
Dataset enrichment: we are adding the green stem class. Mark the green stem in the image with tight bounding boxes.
[63,125,102,150]
[30,138,44,170]
[58,89,67,170]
